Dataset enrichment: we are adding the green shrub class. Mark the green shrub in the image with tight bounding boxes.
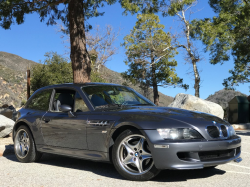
[31,52,106,91]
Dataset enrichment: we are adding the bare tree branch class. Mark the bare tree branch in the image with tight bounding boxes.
[58,24,121,72]
[161,0,202,97]
[86,25,121,71]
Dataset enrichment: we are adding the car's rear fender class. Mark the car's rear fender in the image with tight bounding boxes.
[13,109,46,146]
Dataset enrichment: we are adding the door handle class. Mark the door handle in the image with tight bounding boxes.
[42,118,51,123]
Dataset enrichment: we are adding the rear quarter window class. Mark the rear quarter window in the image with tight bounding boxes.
[26,89,52,111]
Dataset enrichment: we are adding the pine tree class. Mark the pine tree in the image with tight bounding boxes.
[122,14,188,105]
[191,0,250,89]
[0,0,117,83]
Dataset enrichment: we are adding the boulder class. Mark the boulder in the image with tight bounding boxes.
[0,105,18,121]
[0,115,15,138]
[168,93,224,119]
[1,104,9,108]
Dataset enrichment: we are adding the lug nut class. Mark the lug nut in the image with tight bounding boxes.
[139,156,142,160]
[140,150,142,153]
[134,148,137,151]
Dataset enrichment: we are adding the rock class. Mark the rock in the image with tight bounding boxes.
[169,93,224,119]
[1,104,9,108]
[0,126,5,132]
[0,105,18,121]
[0,115,15,138]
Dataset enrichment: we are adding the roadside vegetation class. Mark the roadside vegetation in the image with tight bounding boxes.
[0,0,249,101]
[31,52,106,92]
[122,13,188,105]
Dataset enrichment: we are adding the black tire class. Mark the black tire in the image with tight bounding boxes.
[112,129,160,181]
[14,125,42,163]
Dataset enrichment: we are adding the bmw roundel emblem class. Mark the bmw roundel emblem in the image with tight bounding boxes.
[212,121,216,125]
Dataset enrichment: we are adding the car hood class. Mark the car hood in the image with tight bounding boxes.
[113,106,229,128]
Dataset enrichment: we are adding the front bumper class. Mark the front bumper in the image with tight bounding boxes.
[144,130,242,170]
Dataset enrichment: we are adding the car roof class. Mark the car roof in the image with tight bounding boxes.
[35,82,123,93]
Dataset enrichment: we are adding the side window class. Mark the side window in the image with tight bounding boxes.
[26,90,52,111]
[74,92,89,112]
[52,89,75,112]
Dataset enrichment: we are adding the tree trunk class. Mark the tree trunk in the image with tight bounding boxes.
[181,10,200,97]
[96,64,101,72]
[68,0,91,83]
[192,61,200,97]
[27,69,30,100]
[152,63,159,106]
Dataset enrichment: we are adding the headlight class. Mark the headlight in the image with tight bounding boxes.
[157,128,203,140]
[228,125,236,136]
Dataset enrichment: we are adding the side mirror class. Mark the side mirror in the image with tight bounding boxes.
[59,105,75,118]
[59,105,72,112]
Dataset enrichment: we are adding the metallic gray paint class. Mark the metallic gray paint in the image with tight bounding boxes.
[40,111,88,149]
[143,130,241,169]
[13,83,242,170]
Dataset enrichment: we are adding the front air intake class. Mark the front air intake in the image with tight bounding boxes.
[221,125,228,137]
[207,126,220,138]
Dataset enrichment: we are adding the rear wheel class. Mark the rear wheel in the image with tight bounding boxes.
[14,125,42,163]
[112,129,160,181]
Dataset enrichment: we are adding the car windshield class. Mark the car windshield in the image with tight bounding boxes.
[82,85,154,108]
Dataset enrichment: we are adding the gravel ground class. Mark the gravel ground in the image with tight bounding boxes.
[0,131,250,187]
[0,136,13,145]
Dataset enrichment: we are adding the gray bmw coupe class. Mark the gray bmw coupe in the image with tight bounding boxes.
[13,83,242,181]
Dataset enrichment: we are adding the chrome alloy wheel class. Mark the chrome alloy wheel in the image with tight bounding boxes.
[14,129,30,158]
[117,134,154,175]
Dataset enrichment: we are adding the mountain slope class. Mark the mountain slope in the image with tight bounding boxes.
[0,52,173,107]
[206,89,248,109]
[0,52,38,107]
[0,52,37,72]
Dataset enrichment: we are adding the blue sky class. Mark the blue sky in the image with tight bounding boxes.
[0,0,249,99]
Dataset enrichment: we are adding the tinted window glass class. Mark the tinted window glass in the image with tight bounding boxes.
[52,89,75,112]
[74,92,89,112]
[27,90,52,111]
[82,85,154,107]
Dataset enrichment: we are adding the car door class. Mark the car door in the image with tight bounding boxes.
[86,113,116,152]
[24,89,53,146]
[81,86,118,153]
[40,89,89,150]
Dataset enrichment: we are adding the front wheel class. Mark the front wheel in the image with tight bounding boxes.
[14,125,42,163]
[112,129,160,181]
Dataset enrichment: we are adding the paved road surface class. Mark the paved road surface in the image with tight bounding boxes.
[1,131,250,187]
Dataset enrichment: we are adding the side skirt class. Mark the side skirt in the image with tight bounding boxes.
[37,145,109,162]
